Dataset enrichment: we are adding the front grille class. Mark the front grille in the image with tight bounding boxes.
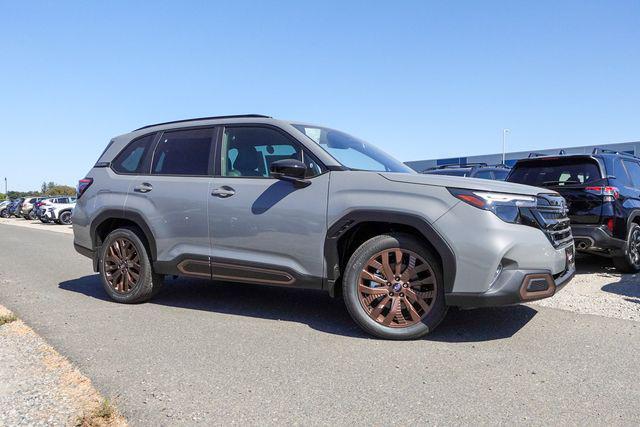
[522,193,573,248]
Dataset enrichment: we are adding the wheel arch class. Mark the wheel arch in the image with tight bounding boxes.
[324,210,456,296]
[90,209,157,261]
[627,211,640,236]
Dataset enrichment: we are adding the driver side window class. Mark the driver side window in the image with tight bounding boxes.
[220,127,322,178]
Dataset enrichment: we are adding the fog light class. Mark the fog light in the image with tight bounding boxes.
[490,263,503,285]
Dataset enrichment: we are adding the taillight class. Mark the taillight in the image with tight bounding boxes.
[77,178,93,198]
[585,186,619,202]
[607,218,615,233]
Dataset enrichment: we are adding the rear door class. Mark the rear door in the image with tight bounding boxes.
[125,127,216,270]
[507,157,605,224]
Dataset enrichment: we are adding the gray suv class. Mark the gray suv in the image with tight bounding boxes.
[73,115,575,339]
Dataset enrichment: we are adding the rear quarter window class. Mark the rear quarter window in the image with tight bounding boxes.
[112,133,156,174]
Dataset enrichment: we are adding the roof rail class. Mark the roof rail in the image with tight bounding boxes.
[133,114,272,131]
[490,163,511,168]
[528,152,548,158]
[436,162,487,169]
[592,148,640,159]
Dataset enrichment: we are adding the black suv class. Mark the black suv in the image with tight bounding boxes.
[507,149,640,272]
[422,163,510,180]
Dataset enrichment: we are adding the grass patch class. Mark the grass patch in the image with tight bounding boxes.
[76,398,122,426]
[0,313,17,325]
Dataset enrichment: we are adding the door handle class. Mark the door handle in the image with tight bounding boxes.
[133,183,153,193]
[212,186,235,198]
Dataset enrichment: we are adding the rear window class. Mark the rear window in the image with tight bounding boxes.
[507,158,602,187]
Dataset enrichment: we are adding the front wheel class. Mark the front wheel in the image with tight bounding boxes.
[28,210,37,220]
[342,233,447,340]
[99,227,163,303]
[613,223,640,273]
[0,209,8,218]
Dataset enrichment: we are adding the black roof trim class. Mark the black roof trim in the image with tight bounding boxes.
[133,114,272,131]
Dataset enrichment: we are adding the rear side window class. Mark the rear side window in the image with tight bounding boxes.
[112,134,155,174]
[152,128,214,176]
[493,169,509,180]
[473,170,493,180]
[507,159,602,187]
[624,161,640,187]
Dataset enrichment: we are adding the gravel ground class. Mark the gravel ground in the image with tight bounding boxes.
[0,217,72,234]
[532,253,640,322]
[0,305,125,426]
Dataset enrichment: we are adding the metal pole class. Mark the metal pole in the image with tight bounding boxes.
[502,129,510,164]
[3,177,6,199]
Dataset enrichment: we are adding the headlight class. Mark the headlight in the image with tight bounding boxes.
[448,188,537,223]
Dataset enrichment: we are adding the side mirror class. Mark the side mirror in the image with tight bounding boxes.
[270,159,311,187]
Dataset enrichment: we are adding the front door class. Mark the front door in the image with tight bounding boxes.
[208,125,329,288]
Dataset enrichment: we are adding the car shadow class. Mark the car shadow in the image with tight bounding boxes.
[59,275,537,342]
[601,273,640,304]
[575,253,617,275]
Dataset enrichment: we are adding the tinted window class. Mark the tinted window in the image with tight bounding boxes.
[507,159,602,187]
[624,161,640,187]
[221,127,322,178]
[113,134,155,174]
[152,128,214,176]
[474,170,493,180]
[493,169,509,180]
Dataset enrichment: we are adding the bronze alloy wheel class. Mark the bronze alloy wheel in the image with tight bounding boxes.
[104,238,141,294]
[358,248,437,328]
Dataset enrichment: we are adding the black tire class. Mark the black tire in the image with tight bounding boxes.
[342,233,447,340]
[613,223,640,273]
[58,210,72,225]
[40,216,50,223]
[99,227,163,303]
[0,209,8,218]
[28,210,36,220]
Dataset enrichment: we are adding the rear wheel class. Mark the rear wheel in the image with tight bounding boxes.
[0,209,8,218]
[99,227,163,303]
[343,233,447,340]
[58,211,72,225]
[613,223,640,273]
[28,210,36,220]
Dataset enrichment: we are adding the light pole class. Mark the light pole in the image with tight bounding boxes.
[3,177,6,199]
[502,129,510,165]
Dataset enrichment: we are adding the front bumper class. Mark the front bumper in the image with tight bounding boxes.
[446,256,575,308]
[572,224,625,255]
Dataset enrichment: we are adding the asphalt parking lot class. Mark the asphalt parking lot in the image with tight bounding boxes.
[1,220,640,425]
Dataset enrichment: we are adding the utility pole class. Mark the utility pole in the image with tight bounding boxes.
[3,177,6,199]
[502,129,511,165]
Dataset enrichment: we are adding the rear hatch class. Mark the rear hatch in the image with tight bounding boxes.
[507,156,606,224]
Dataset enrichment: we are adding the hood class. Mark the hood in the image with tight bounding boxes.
[379,172,552,196]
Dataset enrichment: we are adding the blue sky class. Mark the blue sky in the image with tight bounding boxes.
[1,0,638,191]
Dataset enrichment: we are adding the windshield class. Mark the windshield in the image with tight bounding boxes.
[292,124,413,173]
[507,158,602,186]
